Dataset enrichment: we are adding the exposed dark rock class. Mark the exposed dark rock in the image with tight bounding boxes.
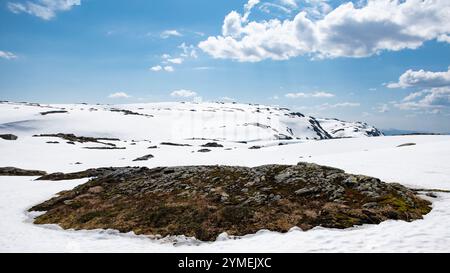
[40,110,68,116]
[133,154,154,161]
[0,134,18,141]
[249,146,262,150]
[83,147,126,150]
[46,141,59,144]
[0,167,47,176]
[110,108,153,117]
[33,133,120,147]
[198,149,211,153]
[397,143,416,147]
[160,142,192,147]
[29,162,431,242]
[147,146,158,149]
[36,167,122,181]
[201,142,224,148]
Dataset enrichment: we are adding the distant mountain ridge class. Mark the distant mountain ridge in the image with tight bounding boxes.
[0,101,383,143]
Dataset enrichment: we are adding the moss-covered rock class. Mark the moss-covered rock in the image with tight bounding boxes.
[30,162,431,241]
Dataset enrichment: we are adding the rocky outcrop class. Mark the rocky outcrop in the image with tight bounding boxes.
[160,142,192,147]
[33,133,120,147]
[133,154,154,161]
[0,167,47,176]
[110,108,153,117]
[201,142,224,148]
[0,134,18,140]
[36,167,121,181]
[30,163,431,241]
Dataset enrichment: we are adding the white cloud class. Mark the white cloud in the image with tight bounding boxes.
[330,102,360,108]
[108,92,130,99]
[7,0,81,20]
[193,66,214,70]
[161,30,182,39]
[199,0,450,62]
[220,96,236,102]
[279,0,297,8]
[170,89,197,98]
[167,58,183,64]
[387,67,450,89]
[395,87,450,111]
[307,101,361,111]
[285,91,335,98]
[259,3,292,15]
[390,67,450,114]
[164,66,174,72]
[178,43,198,58]
[437,34,450,43]
[0,50,17,60]
[150,65,162,72]
[376,103,390,113]
[150,65,174,72]
[403,90,428,102]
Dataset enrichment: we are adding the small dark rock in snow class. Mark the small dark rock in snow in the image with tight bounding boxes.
[249,146,262,150]
[147,146,158,149]
[83,147,126,150]
[46,141,59,144]
[426,192,438,198]
[397,143,417,147]
[160,142,192,147]
[0,134,18,141]
[198,149,211,153]
[40,110,68,116]
[133,154,154,161]
[201,142,224,148]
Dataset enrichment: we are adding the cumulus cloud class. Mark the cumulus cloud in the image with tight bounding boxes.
[7,0,81,20]
[438,34,450,43]
[178,43,198,58]
[199,0,450,62]
[387,67,450,89]
[170,89,197,98]
[390,67,450,113]
[108,92,130,99]
[164,66,174,72]
[285,91,335,98]
[395,87,450,111]
[150,65,162,72]
[280,0,297,8]
[167,58,183,64]
[0,50,17,60]
[150,65,174,72]
[161,30,182,39]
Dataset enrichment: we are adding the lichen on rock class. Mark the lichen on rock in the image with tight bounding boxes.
[30,162,431,241]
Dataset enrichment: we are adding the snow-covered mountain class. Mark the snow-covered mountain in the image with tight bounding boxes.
[0,101,382,143]
[317,118,384,138]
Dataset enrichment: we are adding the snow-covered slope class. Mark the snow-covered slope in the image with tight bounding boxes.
[317,118,384,138]
[0,101,381,143]
[1,100,450,252]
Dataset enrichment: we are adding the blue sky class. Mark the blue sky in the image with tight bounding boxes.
[1,0,450,132]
